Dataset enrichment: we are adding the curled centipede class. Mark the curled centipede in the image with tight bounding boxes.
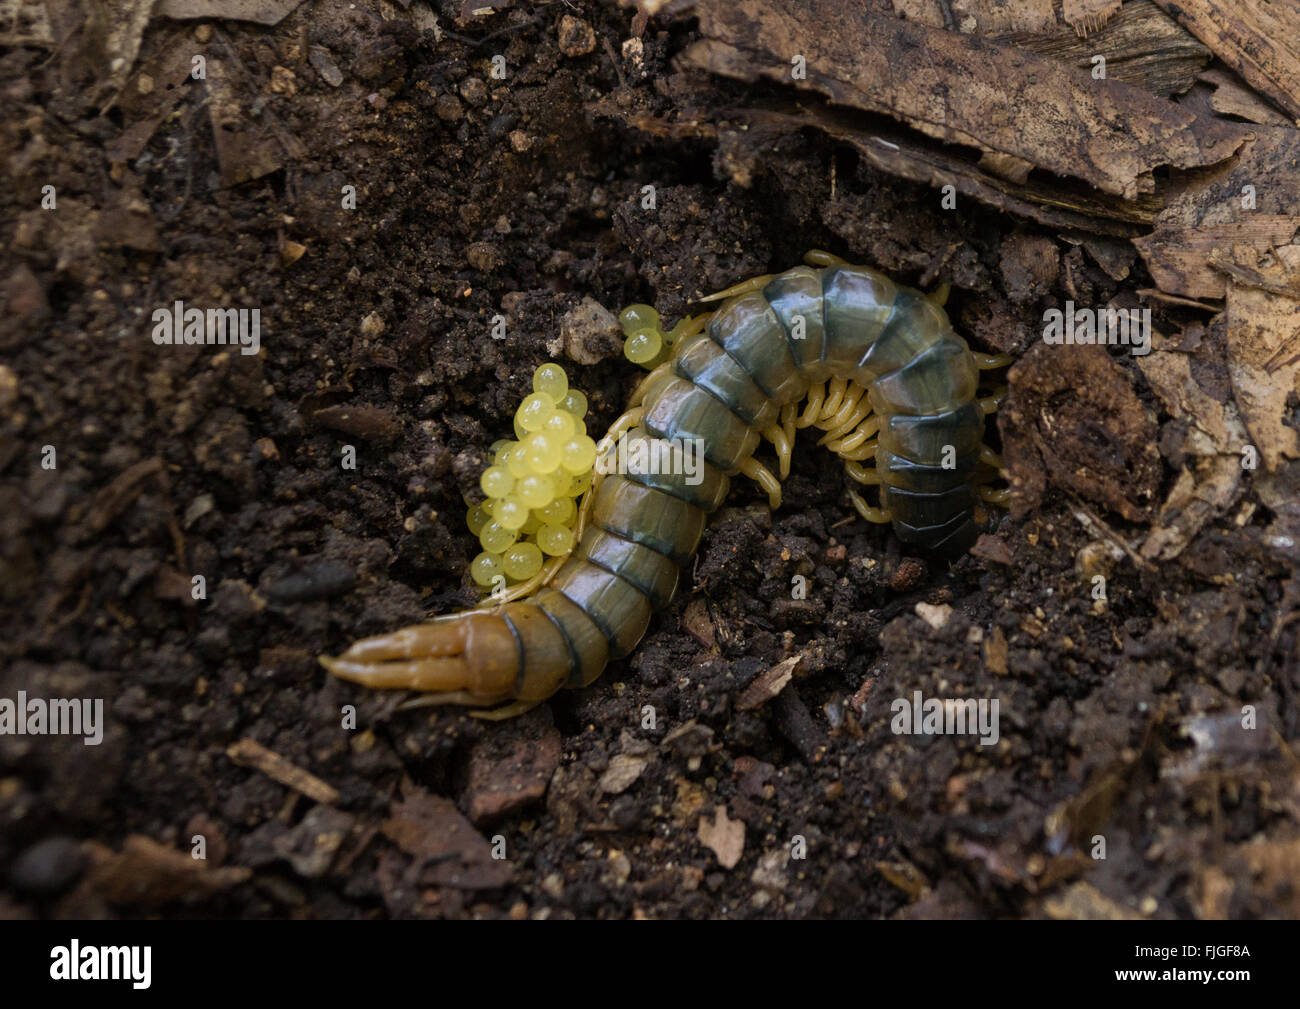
[321,251,1012,718]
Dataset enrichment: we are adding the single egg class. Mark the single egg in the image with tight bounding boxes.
[537,524,576,556]
[533,363,568,400]
[502,542,544,580]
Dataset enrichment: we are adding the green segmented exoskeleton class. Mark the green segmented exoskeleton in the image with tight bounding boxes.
[322,251,1011,718]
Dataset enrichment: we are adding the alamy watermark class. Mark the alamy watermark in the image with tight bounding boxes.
[1042,302,1150,357]
[151,300,261,356]
[891,690,1000,746]
[50,941,151,989]
[596,433,707,486]
[0,691,104,746]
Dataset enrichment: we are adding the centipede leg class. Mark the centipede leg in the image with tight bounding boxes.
[837,439,878,462]
[979,485,1011,506]
[827,415,881,455]
[978,385,1007,415]
[796,383,826,428]
[670,312,712,341]
[844,460,881,485]
[761,421,794,480]
[817,387,870,445]
[804,249,848,267]
[697,274,777,304]
[973,352,1015,370]
[477,553,568,609]
[630,360,676,407]
[469,699,543,721]
[926,282,951,308]
[820,376,847,418]
[782,403,797,456]
[848,488,893,524]
[979,444,1003,469]
[740,456,783,510]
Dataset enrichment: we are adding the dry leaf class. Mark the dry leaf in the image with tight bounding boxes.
[697,805,745,869]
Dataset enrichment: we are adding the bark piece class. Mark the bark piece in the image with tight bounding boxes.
[682,0,1247,199]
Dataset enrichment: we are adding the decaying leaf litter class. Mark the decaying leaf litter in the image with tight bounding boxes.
[1,0,1299,919]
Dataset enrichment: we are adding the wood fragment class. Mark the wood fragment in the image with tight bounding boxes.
[735,654,800,711]
[1133,217,1300,300]
[1062,0,1122,39]
[682,0,1246,200]
[1152,0,1300,122]
[998,1,1209,100]
[226,738,340,804]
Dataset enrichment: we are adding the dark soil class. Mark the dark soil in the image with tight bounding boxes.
[2,1,1298,920]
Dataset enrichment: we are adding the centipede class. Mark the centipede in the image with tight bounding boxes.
[321,250,1013,718]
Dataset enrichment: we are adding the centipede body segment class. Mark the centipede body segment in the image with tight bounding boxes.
[322,254,1011,717]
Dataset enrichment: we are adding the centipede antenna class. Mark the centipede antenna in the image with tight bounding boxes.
[696,273,776,304]
[926,282,951,308]
[804,249,848,267]
[973,352,1015,370]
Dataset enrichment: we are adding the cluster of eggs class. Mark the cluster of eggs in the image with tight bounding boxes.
[619,304,695,370]
[467,364,598,589]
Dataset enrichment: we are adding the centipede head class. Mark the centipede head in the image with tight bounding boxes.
[319,612,518,706]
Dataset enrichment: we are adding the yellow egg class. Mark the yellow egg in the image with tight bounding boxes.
[541,409,575,439]
[504,442,531,479]
[533,363,568,400]
[537,524,575,556]
[521,511,541,534]
[619,304,660,335]
[517,473,555,508]
[624,328,661,365]
[480,465,514,499]
[567,469,594,496]
[470,552,504,587]
[558,389,588,419]
[479,521,517,553]
[537,496,575,525]
[560,434,597,473]
[466,503,490,535]
[495,496,529,530]
[502,542,544,580]
[516,392,555,433]
[524,431,562,473]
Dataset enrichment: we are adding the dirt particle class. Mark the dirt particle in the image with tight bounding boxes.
[560,296,622,365]
[270,66,297,96]
[466,241,502,271]
[557,15,597,58]
[458,77,488,107]
[10,838,87,895]
[309,45,344,88]
[435,93,464,122]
